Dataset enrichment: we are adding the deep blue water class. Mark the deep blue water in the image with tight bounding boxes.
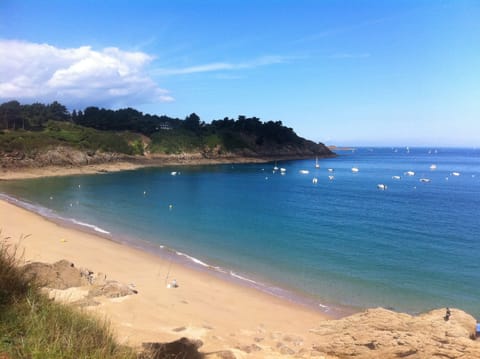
[1,147,479,317]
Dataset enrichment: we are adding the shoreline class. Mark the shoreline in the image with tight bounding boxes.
[0,197,334,355]
[0,153,336,181]
[1,192,351,318]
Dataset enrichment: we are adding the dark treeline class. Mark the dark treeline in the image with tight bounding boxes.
[0,100,302,146]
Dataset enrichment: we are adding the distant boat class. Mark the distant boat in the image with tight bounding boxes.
[430,164,437,170]
[377,184,387,190]
[280,168,286,173]
[312,177,318,184]
[273,161,279,171]
[315,157,320,168]
[171,171,178,176]
[328,175,335,181]
[420,178,431,183]
[351,167,359,173]
[327,168,334,172]
[299,170,310,174]
[405,171,415,176]
[452,172,461,177]
[392,175,401,180]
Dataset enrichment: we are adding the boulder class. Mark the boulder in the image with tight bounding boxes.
[310,307,480,358]
[23,260,88,289]
[139,337,203,359]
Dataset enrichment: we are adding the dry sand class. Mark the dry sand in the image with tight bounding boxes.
[1,199,331,357]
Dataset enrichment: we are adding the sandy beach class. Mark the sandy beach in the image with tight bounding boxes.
[0,155,289,181]
[1,199,331,357]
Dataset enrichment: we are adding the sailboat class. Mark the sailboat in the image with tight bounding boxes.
[315,157,320,168]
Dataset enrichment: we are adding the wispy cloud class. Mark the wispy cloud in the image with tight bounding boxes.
[152,55,291,76]
[0,40,173,108]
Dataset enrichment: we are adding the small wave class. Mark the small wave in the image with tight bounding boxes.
[1,194,111,235]
[229,271,260,285]
[175,251,210,268]
[0,193,56,218]
[68,219,111,235]
[318,303,329,310]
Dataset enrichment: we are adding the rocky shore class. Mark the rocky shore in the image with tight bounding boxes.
[21,257,480,358]
[0,145,335,180]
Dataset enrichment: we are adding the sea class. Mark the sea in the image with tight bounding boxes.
[1,147,479,318]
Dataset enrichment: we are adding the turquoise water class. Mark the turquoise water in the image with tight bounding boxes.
[1,147,479,317]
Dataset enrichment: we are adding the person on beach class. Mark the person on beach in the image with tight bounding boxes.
[445,307,451,321]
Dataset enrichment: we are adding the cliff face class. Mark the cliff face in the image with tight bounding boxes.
[0,146,128,169]
[310,307,480,359]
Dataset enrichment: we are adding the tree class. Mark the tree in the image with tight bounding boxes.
[183,113,202,133]
[0,100,21,130]
[47,101,70,121]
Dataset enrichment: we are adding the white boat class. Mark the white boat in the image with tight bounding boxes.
[327,168,334,172]
[328,175,335,181]
[299,170,310,174]
[377,184,387,190]
[452,172,461,176]
[312,177,318,184]
[171,171,178,176]
[315,157,320,168]
[273,161,279,171]
[405,171,415,176]
[280,168,287,173]
[392,175,401,180]
[420,178,431,183]
[351,167,359,173]
[430,164,437,170]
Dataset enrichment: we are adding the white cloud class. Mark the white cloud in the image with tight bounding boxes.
[0,40,173,108]
[153,55,290,76]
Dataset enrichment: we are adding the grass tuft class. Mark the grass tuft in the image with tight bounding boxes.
[0,238,136,359]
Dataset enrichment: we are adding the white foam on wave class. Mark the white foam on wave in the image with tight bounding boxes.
[1,193,58,219]
[229,271,260,285]
[175,251,210,268]
[68,219,111,235]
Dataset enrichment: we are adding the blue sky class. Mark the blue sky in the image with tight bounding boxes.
[1,0,479,146]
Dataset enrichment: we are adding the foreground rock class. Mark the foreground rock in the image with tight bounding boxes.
[139,338,203,359]
[23,259,137,302]
[310,307,480,359]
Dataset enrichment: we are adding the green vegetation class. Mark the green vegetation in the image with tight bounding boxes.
[0,100,331,157]
[0,239,135,359]
[0,121,142,155]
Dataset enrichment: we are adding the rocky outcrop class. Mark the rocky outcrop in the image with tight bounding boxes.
[139,337,203,359]
[1,146,126,169]
[23,259,88,289]
[23,260,137,302]
[309,307,480,359]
